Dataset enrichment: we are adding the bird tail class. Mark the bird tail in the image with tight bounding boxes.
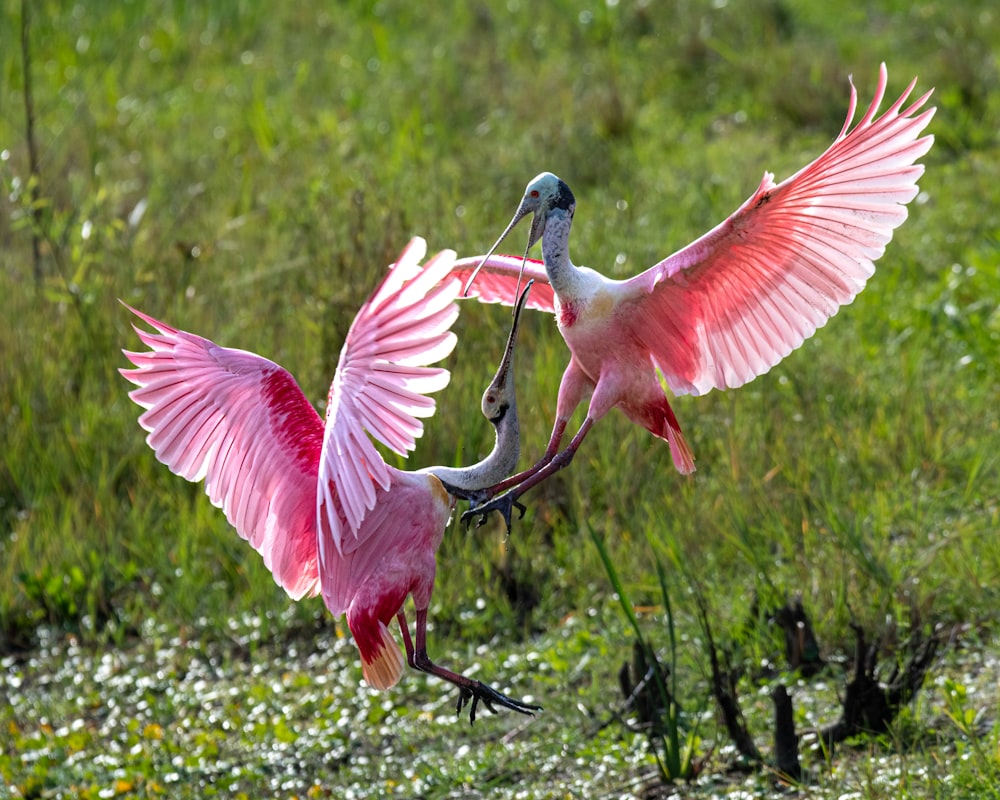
[360,621,406,690]
[626,396,696,475]
[666,420,696,475]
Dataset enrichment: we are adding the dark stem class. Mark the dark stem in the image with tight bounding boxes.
[693,586,763,764]
[771,685,801,782]
[818,623,939,748]
[20,0,44,285]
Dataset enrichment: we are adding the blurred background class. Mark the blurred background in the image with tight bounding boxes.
[1,0,998,795]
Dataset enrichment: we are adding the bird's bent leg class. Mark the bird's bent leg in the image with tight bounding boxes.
[463,417,595,533]
[525,415,594,482]
[397,611,417,669]
[410,608,540,724]
[477,417,569,499]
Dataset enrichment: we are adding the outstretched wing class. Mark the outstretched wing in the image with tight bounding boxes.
[451,254,556,313]
[621,63,935,396]
[120,305,323,600]
[318,237,463,557]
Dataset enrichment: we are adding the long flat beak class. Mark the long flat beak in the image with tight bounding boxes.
[491,279,533,388]
[462,199,539,299]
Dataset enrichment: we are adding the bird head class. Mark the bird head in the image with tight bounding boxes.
[463,172,575,298]
[511,172,577,251]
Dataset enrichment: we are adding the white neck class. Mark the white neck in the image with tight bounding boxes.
[540,209,580,296]
[426,405,520,493]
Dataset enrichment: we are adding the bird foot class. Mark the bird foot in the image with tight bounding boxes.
[438,481,489,507]
[461,491,526,534]
[456,680,542,724]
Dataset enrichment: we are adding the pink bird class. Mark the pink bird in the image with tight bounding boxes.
[120,237,540,722]
[458,64,935,529]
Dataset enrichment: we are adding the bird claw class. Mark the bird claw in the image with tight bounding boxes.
[461,492,526,534]
[455,681,542,724]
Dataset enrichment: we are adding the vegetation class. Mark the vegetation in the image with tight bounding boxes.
[2,0,999,796]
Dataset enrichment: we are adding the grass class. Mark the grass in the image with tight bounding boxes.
[2,0,1000,796]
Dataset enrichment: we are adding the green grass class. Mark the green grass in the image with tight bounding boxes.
[2,0,1000,796]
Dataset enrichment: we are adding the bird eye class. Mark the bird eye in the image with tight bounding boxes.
[486,394,496,404]
[529,190,539,198]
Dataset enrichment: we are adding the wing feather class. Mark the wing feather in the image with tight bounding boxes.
[622,64,934,396]
[451,254,557,313]
[120,305,323,600]
[318,238,464,557]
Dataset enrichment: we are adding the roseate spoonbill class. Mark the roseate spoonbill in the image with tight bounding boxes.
[120,237,540,722]
[458,64,935,529]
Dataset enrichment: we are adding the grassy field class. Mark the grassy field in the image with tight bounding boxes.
[2,0,999,797]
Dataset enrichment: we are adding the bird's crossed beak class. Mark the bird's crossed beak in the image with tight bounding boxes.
[490,278,534,392]
[462,198,545,302]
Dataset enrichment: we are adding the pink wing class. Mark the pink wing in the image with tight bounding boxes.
[120,305,323,600]
[318,238,464,557]
[621,63,935,396]
[451,254,556,312]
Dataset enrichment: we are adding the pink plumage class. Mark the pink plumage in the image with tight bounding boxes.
[626,64,935,397]
[121,238,539,720]
[121,308,325,600]
[457,64,934,522]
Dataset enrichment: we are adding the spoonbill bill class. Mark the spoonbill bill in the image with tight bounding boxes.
[120,237,539,722]
[458,63,935,529]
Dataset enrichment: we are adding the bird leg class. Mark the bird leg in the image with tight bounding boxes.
[463,418,594,533]
[396,611,418,669]
[476,417,569,499]
[403,608,541,724]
